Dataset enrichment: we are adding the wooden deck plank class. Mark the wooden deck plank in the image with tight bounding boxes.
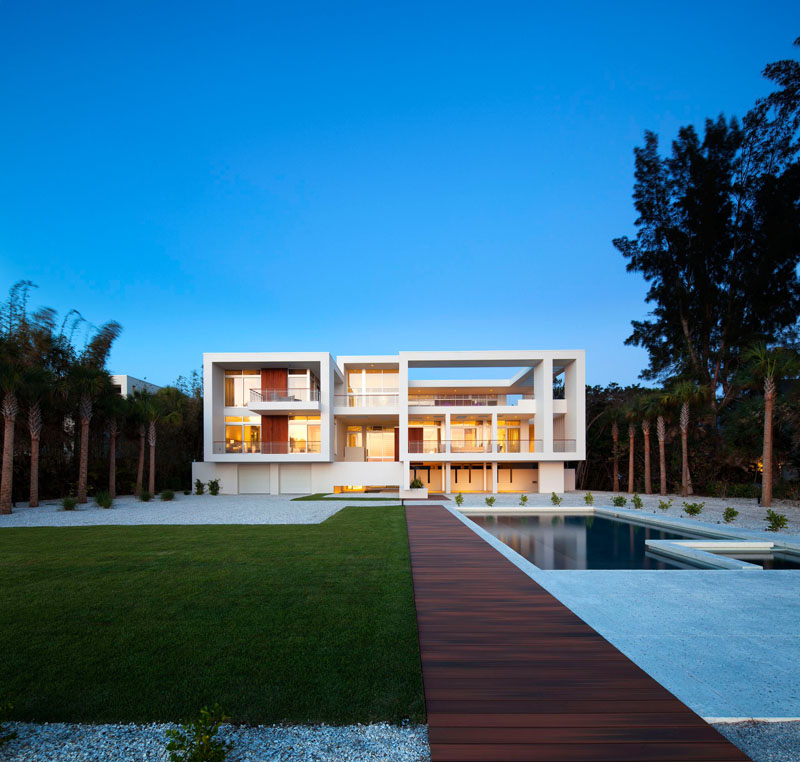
[406,506,751,762]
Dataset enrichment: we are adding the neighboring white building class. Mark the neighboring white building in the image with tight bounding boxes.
[192,350,585,495]
[110,374,161,398]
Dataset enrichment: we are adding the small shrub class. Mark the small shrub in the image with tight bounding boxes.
[723,507,739,523]
[61,496,77,511]
[551,491,562,506]
[207,479,221,496]
[409,478,424,489]
[0,699,17,746]
[632,493,643,510]
[183,490,191,496]
[165,703,231,762]
[584,492,594,506]
[161,489,175,502]
[485,496,496,507]
[658,499,673,511]
[194,479,205,495]
[682,501,704,516]
[611,495,627,507]
[519,494,528,506]
[139,490,152,502]
[454,493,464,507]
[765,509,788,532]
[94,491,113,509]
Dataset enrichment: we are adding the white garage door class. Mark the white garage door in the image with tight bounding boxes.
[280,465,312,494]
[238,465,270,494]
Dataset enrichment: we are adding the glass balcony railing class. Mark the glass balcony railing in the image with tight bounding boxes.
[406,439,545,454]
[553,439,577,452]
[335,392,400,407]
[408,393,534,407]
[213,441,322,454]
[250,388,320,403]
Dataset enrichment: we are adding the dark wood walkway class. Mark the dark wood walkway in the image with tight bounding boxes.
[405,506,751,762]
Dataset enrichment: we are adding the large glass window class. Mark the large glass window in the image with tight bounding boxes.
[289,416,321,453]
[223,415,261,453]
[498,418,521,453]
[451,418,490,453]
[408,419,443,453]
[346,369,399,406]
[366,425,395,461]
[224,369,260,407]
[347,425,363,448]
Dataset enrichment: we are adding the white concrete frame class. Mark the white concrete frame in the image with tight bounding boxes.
[195,349,585,495]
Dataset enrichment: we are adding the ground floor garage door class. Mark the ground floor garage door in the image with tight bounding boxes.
[238,465,270,494]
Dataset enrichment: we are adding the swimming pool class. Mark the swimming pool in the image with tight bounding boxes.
[467,513,800,570]
[468,513,701,570]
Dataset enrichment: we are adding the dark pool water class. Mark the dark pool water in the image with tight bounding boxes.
[469,514,800,570]
[468,514,699,570]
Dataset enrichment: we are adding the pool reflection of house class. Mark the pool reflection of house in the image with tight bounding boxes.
[192,350,586,495]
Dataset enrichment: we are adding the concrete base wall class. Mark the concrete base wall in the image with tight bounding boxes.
[192,461,404,495]
[537,461,565,493]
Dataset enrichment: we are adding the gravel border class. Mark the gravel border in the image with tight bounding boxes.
[0,494,346,527]
[0,722,430,761]
[713,721,800,762]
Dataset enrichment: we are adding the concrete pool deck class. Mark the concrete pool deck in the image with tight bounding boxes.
[452,505,800,721]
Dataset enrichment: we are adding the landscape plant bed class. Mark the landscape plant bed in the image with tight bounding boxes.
[0,506,423,725]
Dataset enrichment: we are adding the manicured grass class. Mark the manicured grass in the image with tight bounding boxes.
[0,506,423,725]
[292,493,400,501]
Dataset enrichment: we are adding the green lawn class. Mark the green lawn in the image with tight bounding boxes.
[0,506,424,725]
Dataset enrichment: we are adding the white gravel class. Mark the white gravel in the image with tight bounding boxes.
[1,722,430,761]
[0,494,347,527]
[451,489,800,535]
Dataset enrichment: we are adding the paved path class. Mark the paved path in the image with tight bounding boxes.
[406,505,751,762]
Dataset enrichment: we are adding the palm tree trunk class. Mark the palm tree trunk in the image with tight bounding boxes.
[680,403,689,497]
[657,416,667,496]
[77,394,93,503]
[29,436,40,507]
[642,419,652,494]
[136,424,145,495]
[148,421,156,496]
[611,422,619,491]
[28,401,42,507]
[0,392,18,514]
[627,424,635,493]
[108,419,117,499]
[762,377,776,507]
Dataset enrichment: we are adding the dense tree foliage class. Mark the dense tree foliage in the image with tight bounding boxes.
[0,283,203,508]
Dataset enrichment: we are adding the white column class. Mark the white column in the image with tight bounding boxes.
[491,412,498,454]
[399,355,410,489]
[491,462,498,493]
[444,412,451,454]
[445,463,451,493]
[534,356,554,456]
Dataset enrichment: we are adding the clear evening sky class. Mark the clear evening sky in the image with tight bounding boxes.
[1,2,797,387]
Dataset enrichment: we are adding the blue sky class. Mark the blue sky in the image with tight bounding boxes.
[1,2,797,387]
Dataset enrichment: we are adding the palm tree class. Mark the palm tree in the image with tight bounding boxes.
[610,414,621,492]
[128,391,149,495]
[644,392,671,497]
[69,321,122,503]
[139,389,182,495]
[23,368,52,508]
[99,391,125,499]
[741,344,800,507]
[664,381,706,497]
[622,402,640,493]
[0,338,23,514]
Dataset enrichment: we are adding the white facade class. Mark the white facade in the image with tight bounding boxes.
[193,350,585,495]
[110,374,161,398]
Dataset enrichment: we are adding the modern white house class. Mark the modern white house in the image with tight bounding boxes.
[192,350,585,495]
[110,374,161,398]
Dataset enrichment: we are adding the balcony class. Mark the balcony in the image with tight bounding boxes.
[335,391,400,408]
[408,393,534,408]
[247,388,321,415]
[213,440,322,455]
[407,439,545,455]
[553,439,577,453]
